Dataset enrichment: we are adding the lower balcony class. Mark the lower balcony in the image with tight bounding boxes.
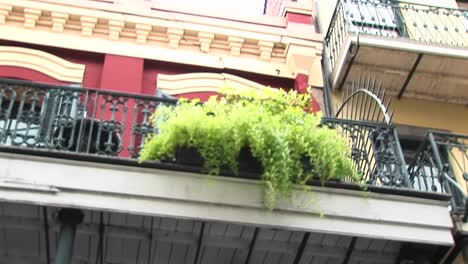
[0,78,456,262]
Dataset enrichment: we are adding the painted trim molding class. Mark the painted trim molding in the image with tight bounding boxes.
[157,73,267,95]
[0,46,85,83]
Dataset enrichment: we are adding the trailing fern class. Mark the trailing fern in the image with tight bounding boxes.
[139,87,359,209]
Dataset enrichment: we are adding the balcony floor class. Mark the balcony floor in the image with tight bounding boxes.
[331,34,468,105]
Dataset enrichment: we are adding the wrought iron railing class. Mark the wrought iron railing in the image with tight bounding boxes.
[325,0,468,69]
[322,117,410,188]
[5,77,468,210]
[0,79,176,158]
[408,131,468,218]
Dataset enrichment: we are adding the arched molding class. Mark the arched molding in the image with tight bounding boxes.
[157,73,268,95]
[0,46,85,83]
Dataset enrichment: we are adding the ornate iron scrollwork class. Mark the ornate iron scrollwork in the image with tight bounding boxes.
[0,79,177,158]
[322,118,409,187]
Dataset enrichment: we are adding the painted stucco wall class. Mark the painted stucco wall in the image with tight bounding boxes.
[391,98,468,134]
[331,90,468,135]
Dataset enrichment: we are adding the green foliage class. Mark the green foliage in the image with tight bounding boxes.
[139,87,359,209]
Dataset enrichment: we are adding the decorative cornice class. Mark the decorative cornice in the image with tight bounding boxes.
[198,32,214,53]
[80,16,97,37]
[0,0,324,85]
[108,19,125,40]
[51,12,68,32]
[228,36,244,57]
[24,8,41,29]
[167,28,184,49]
[0,4,12,24]
[0,46,85,83]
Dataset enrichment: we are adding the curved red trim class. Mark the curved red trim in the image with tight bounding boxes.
[0,66,69,85]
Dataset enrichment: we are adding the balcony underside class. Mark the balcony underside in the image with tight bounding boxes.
[330,35,468,105]
[0,149,454,249]
[0,201,451,264]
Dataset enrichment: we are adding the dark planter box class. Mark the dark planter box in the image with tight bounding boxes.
[171,147,342,184]
[173,146,262,179]
[174,146,204,166]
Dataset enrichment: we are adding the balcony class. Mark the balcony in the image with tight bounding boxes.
[0,78,456,262]
[324,0,468,104]
[0,79,419,192]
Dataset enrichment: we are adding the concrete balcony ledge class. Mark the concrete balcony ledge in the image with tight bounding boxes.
[0,150,454,246]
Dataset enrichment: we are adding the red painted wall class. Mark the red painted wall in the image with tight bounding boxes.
[97,55,144,157]
[100,54,143,93]
[286,12,313,25]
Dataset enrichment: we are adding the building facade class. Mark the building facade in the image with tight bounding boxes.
[0,0,465,263]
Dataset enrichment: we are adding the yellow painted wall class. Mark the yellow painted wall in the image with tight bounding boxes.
[391,98,468,134]
[331,90,468,135]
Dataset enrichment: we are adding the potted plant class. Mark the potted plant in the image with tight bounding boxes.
[139,87,359,209]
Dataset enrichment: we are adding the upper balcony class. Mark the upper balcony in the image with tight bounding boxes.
[324,0,468,104]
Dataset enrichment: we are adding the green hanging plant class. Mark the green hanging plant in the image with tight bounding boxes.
[139,87,360,209]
